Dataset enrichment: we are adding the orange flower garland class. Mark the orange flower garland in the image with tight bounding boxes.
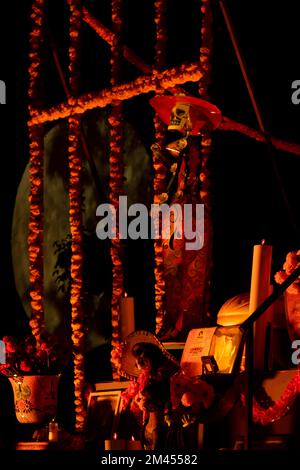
[82,6,114,47]
[28,62,203,126]
[153,0,168,333]
[252,369,300,425]
[82,7,151,75]
[198,0,213,208]
[68,0,86,432]
[198,0,214,313]
[28,0,46,345]
[239,368,300,426]
[154,0,168,71]
[109,0,125,379]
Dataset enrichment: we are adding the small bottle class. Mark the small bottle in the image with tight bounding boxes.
[48,419,59,442]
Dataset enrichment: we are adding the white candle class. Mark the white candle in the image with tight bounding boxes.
[120,293,135,340]
[249,240,273,369]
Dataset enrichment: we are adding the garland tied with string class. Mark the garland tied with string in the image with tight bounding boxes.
[153,0,168,333]
[68,0,86,432]
[198,0,214,314]
[109,0,125,379]
[28,0,46,345]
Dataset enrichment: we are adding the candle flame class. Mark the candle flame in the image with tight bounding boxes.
[124,292,128,298]
[131,436,135,441]
[261,239,266,245]
[113,433,117,440]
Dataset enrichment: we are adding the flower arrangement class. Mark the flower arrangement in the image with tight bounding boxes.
[170,371,215,414]
[274,250,300,294]
[275,250,300,340]
[0,333,67,377]
[28,0,46,345]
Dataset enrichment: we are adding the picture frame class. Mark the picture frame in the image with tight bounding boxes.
[87,390,122,444]
[86,381,132,448]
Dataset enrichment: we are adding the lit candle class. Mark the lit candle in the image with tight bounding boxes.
[48,421,59,442]
[105,433,126,450]
[249,240,273,369]
[119,293,135,340]
[126,436,142,450]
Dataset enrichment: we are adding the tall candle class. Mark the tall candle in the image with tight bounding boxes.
[249,240,273,369]
[120,293,135,340]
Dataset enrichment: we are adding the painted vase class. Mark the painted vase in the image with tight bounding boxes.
[9,374,60,424]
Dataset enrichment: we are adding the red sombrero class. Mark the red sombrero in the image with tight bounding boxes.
[149,95,222,135]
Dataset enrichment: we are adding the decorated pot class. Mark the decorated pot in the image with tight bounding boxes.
[9,375,60,424]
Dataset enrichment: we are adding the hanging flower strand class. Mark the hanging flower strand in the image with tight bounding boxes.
[198,0,214,202]
[240,368,300,426]
[28,0,46,345]
[198,0,214,313]
[68,0,86,432]
[153,0,168,334]
[109,0,125,379]
[198,0,214,208]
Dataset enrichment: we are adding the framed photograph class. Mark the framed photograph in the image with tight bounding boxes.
[87,390,122,445]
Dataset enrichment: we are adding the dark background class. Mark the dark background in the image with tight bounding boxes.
[0,0,299,338]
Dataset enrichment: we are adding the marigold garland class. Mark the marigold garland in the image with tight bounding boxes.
[198,0,214,315]
[198,0,213,207]
[274,250,300,294]
[68,0,86,432]
[152,140,167,334]
[153,0,168,334]
[109,0,125,379]
[82,6,114,46]
[29,62,203,125]
[28,0,46,345]
[83,7,151,74]
[241,369,300,426]
[154,0,168,71]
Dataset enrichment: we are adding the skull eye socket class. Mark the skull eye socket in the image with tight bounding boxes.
[175,108,187,117]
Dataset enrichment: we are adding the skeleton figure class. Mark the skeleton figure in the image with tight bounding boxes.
[168,103,192,134]
[157,103,212,340]
[149,95,221,341]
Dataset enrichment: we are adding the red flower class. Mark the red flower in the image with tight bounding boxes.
[0,333,63,376]
[20,360,32,372]
[25,344,35,355]
[40,342,51,352]
[2,336,17,354]
[36,350,47,361]
[275,250,300,294]
[0,363,10,375]
[181,391,195,407]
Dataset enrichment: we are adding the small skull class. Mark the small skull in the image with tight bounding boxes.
[168,103,191,134]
